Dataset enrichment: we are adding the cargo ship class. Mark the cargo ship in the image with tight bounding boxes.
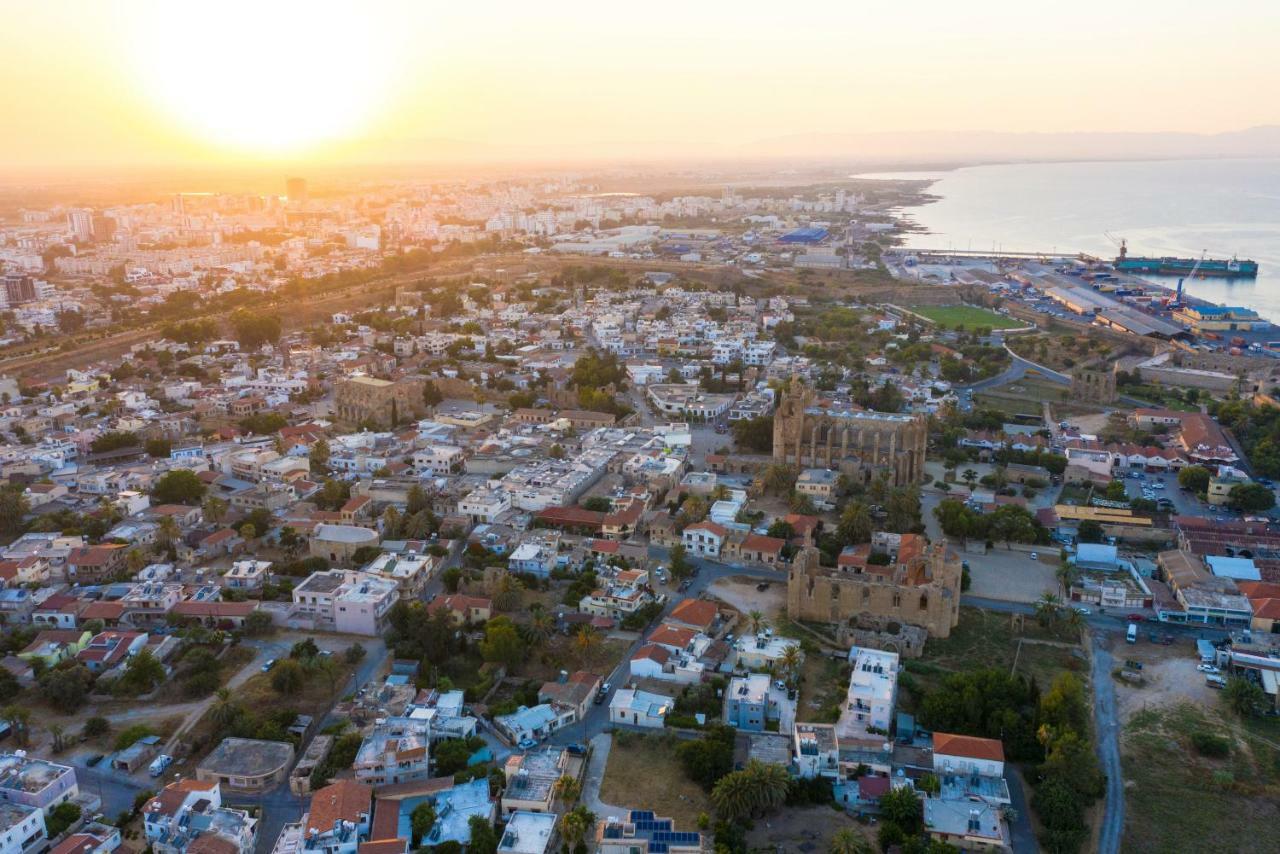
[1112,241,1258,278]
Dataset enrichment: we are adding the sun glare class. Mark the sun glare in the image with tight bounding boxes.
[129,1,400,154]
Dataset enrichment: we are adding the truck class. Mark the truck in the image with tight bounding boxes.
[148,754,173,777]
[1230,336,1247,347]
[1126,623,1138,644]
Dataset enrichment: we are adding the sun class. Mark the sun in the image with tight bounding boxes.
[128,1,401,155]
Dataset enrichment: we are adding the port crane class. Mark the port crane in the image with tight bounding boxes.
[1103,232,1127,259]
[1172,251,1206,309]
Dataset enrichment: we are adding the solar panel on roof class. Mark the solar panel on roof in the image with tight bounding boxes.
[630,810,656,821]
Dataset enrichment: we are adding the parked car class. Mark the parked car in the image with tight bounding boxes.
[149,754,173,777]
[1125,614,1145,622]
[517,738,538,750]
[1029,551,1039,561]
[1074,606,1091,616]
[565,743,588,756]
[1206,675,1227,689]
[261,659,276,672]
[84,754,103,767]
[1197,664,1221,674]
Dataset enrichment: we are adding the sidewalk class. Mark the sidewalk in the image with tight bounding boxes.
[580,733,627,821]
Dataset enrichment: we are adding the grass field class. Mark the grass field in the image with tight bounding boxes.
[1123,703,1280,853]
[908,304,1023,330]
[601,733,711,827]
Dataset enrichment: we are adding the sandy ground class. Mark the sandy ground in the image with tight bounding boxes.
[1112,639,1218,722]
[1067,412,1112,434]
[745,805,873,853]
[707,575,787,620]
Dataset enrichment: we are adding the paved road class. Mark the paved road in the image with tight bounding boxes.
[1004,766,1039,854]
[1091,633,1123,854]
[963,348,1071,394]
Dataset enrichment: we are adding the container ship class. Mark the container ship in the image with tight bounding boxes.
[1112,241,1258,278]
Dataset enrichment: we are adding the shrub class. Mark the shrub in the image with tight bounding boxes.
[114,724,154,751]
[1190,732,1231,758]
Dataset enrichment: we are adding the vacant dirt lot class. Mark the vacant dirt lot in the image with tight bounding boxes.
[1112,639,1218,723]
[745,804,873,852]
[600,732,710,828]
[707,575,787,621]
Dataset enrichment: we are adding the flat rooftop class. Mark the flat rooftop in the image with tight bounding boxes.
[198,737,294,778]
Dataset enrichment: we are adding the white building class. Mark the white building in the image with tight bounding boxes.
[608,688,671,729]
[837,647,899,741]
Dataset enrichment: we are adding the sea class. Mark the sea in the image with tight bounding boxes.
[857,158,1280,322]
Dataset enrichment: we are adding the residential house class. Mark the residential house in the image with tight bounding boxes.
[681,521,727,558]
[143,779,258,854]
[536,672,602,722]
[425,595,492,625]
[608,689,671,729]
[353,719,430,787]
[723,673,774,732]
[0,753,79,811]
[66,545,128,583]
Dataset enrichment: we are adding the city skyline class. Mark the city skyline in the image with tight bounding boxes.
[3,0,1280,172]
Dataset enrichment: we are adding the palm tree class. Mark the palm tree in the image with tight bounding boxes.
[747,610,767,636]
[554,775,581,804]
[1034,592,1062,626]
[560,805,596,847]
[779,645,803,682]
[748,761,791,814]
[156,515,180,549]
[1055,561,1077,597]
[1064,608,1085,634]
[711,767,755,821]
[829,829,872,854]
[572,626,600,669]
[1,706,30,747]
[203,496,228,526]
[962,469,978,486]
[493,575,524,612]
[210,688,241,728]
[523,607,554,647]
[48,723,66,754]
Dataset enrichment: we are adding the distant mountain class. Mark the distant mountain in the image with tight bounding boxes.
[738,126,1280,163]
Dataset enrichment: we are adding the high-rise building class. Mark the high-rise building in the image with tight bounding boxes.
[2,275,36,307]
[65,209,93,242]
[285,177,308,202]
[91,215,116,243]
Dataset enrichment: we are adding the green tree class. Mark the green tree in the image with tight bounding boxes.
[837,501,873,546]
[466,815,498,854]
[1177,465,1212,493]
[480,617,524,670]
[310,438,331,473]
[271,659,306,695]
[0,490,30,536]
[203,496,228,526]
[242,610,274,637]
[1,706,31,746]
[710,761,790,821]
[209,688,242,729]
[410,801,436,847]
[878,786,923,834]
[668,543,694,580]
[151,469,207,505]
[1227,482,1276,512]
[1223,676,1266,717]
[230,308,282,351]
[730,416,774,453]
[561,805,596,848]
[118,650,166,695]
[40,665,95,713]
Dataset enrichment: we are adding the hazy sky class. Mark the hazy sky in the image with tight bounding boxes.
[3,0,1279,170]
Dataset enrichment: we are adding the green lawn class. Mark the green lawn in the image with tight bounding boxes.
[908,305,1023,330]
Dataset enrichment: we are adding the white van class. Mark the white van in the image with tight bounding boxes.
[148,754,173,777]
[1126,623,1138,644]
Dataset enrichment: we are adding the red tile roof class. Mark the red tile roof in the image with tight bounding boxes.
[933,732,1005,763]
